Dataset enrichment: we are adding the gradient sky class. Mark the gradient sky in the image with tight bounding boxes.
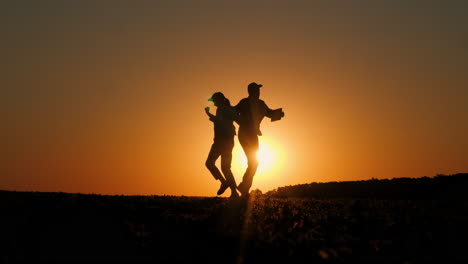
[2,0,467,196]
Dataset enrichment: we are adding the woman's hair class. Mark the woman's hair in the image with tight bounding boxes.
[212,92,231,106]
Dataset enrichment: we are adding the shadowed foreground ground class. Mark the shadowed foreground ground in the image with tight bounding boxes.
[1,190,467,263]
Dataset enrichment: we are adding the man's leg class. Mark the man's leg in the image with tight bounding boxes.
[238,134,259,195]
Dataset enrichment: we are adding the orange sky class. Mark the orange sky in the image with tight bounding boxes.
[2,1,468,196]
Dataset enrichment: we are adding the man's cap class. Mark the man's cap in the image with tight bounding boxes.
[248,82,263,90]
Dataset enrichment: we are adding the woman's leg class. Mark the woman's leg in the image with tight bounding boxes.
[220,140,238,197]
[205,143,226,182]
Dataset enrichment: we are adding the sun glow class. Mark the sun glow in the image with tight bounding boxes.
[256,142,276,175]
[231,137,284,184]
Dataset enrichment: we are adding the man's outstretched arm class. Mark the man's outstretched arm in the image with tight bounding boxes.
[263,101,278,119]
[263,101,284,121]
[265,102,274,119]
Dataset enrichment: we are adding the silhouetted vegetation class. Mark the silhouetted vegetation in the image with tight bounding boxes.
[266,173,468,200]
[1,173,467,263]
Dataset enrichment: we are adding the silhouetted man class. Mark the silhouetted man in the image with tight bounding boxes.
[235,82,284,197]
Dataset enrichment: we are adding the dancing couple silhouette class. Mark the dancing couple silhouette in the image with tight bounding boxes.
[205,82,284,199]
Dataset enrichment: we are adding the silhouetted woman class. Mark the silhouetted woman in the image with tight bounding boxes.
[205,92,239,198]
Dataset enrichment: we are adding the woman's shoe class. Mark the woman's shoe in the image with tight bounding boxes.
[217,182,229,195]
[229,191,239,199]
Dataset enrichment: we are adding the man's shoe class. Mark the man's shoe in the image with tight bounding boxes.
[217,182,229,195]
[240,192,250,199]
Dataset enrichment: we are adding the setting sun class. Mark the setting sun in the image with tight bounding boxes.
[257,144,274,171]
[231,137,284,186]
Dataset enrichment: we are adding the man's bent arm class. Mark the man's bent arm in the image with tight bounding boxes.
[264,101,275,119]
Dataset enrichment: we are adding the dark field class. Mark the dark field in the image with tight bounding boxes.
[1,190,467,263]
